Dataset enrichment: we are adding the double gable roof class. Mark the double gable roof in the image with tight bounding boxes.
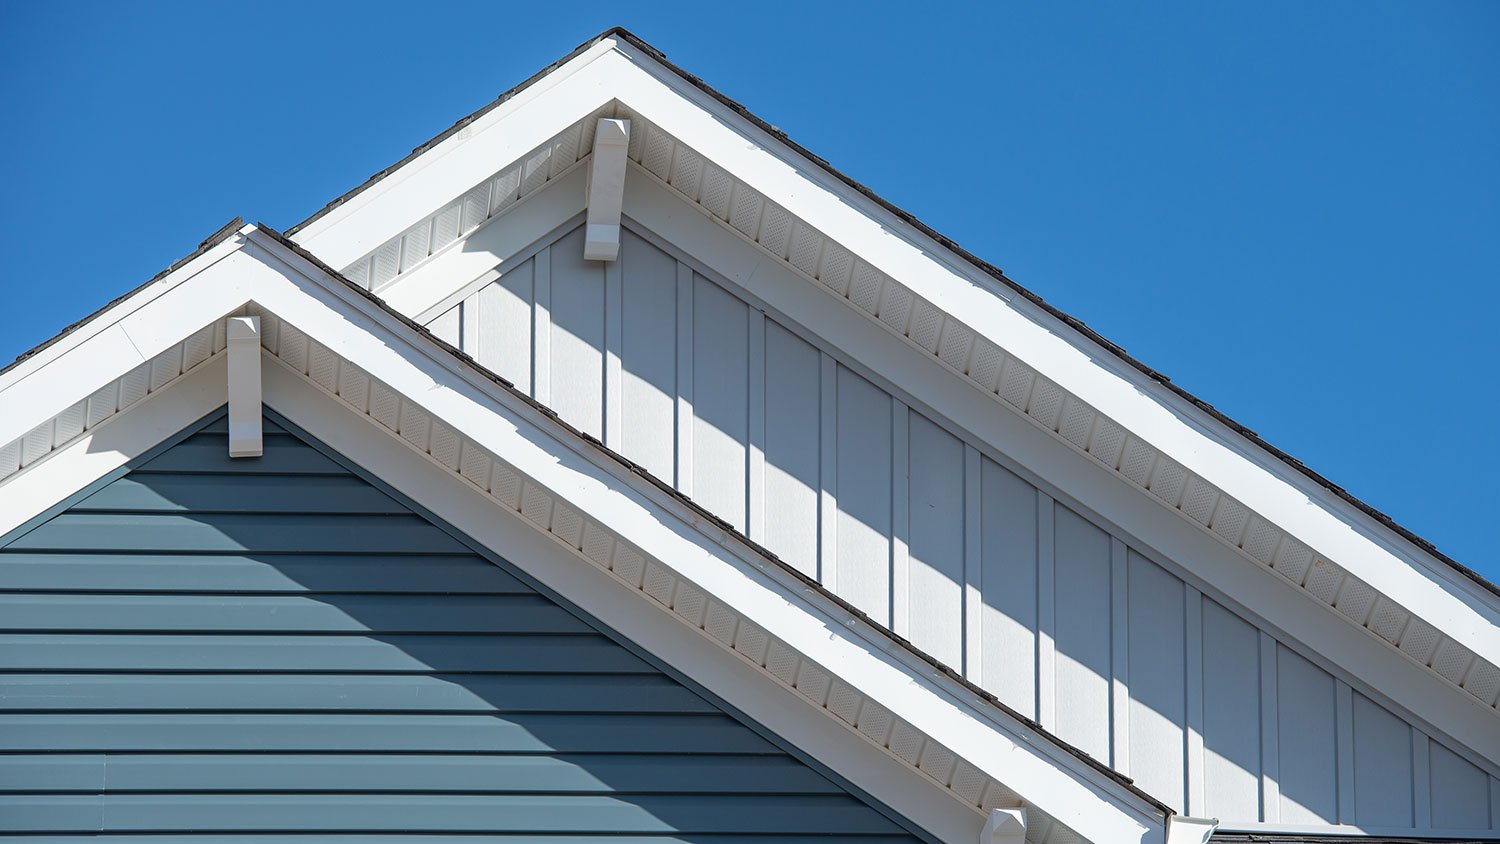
[2,26,1496,844]
[285,26,1500,742]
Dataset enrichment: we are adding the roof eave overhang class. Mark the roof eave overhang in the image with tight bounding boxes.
[281,31,1500,715]
[0,226,1172,844]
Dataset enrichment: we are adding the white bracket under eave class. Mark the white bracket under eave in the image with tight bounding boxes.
[980,808,1025,844]
[226,316,263,458]
[583,117,630,261]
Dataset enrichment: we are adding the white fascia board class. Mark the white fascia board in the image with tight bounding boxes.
[236,233,1167,843]
[619,176,1500,764]
[290,38,620,267]
[0,227,1161,840]
[290,34,1495,665]
[379,165,587,318]
[0,355,228,539]
[586,42,1498,660]
[0,229,248,446]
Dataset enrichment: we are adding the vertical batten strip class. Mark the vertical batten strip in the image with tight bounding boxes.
[747,309,766,544]
[1260,631,1281,822]
[1185,585,1205,815]
[603,256,624,450]
[532,246,552,405]
[1336,680,1355,823]
[1110,536,1130,774]
[963,444,982,681]
[890,400,911,638]
[819,352,838,590]
[1413,729,1432,829]
[460,296,479,354]
[1037,491,1057,729]
[674,261,694,495]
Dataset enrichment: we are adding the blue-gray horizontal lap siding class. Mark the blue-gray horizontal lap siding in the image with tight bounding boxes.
[0,410,929,841]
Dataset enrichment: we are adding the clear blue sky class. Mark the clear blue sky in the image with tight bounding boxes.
[2,3,1495,579]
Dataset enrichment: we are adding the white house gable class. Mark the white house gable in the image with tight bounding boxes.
[2,27,1497,844]
[284,28,1500,840]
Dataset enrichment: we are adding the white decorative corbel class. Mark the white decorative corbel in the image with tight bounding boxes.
[226,315,263,457]
[583,117,630,261]
[980,807,1026,844]
[1165,815,1218,844]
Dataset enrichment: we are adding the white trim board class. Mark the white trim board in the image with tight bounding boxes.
[284,34,1500,719]
[0,229,1171,844]
[332,147,1500,771]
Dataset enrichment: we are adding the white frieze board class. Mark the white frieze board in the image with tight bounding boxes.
[325,93,1500,716]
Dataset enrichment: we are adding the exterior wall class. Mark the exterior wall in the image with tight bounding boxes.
[0,410,930,842]
[429,220,1500,835]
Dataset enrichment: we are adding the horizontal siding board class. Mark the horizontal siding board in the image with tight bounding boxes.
[0,753,844,795]
[0,634,654,674]
[135,433,348,475]
[0,673,718,714]
[0,554,531,594]
[72,474,409,514]
[0,793,904,834]
[0,713,784,754]
[0,594,593,634]
[5,513,472,554]
[0,411,925,842]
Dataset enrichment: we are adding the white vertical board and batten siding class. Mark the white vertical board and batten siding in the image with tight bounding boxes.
[426,220,1500,836]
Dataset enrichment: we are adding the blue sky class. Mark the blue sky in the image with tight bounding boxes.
[1,2,1495,579]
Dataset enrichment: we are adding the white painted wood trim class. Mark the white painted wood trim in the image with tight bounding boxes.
[583,118,630,261]
[603,255,623,450]
[0,354,228,539]
[981,808,1026,844]
[1185,585,1205,815]
[747,308,766,545]
[964,443,982,682]
[1037,492,1057,731]
[1336,679,1355,823]
[261,359,984,844]
[1,227,1175,843]
[819,351,838,591]
[891,399,910,638]
[532,245,552,405]
[1260,632,1281,823]
[1111,536,1131,774]
[674,260,694,495]
[617,174,1500,763]
[1413,728,1432,829]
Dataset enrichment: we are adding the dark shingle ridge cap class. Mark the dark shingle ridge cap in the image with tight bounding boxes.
[280,26,1495,599]
[2,216,245,378]
[253,222,1174,818]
